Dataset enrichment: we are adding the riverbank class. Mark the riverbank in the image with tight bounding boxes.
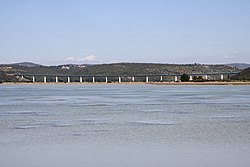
[150,81,250,85]
[1,81,250,85]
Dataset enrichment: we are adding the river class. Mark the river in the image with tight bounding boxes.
[0,84,250,167]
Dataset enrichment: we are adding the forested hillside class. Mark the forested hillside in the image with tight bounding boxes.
[0,63,240,82]
[231,67,250,81]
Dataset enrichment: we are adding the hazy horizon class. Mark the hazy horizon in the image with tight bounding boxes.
[1,61,249,66]
[1,0,250,65]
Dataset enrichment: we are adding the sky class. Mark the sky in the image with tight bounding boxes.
[0,0,250,65]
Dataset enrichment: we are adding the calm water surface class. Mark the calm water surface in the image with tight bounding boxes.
[0,84,250,167]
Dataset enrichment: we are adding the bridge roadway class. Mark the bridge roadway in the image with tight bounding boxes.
[16,72,239,83]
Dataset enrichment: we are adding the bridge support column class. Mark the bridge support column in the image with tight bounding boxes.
[174,76,178,82]
[205,75,208,80]
[146,76,149,83]
[32,76,35,82]
[119,76,121,83]
[55,76,58,83]
[132,76,135,82]
[80,77,82,83]
[160,76,163,82]
[92,77,95,83]
[67,77,70,83]
[189,76,193,81]
[44,76,47,83]
[105,77,108,83]
[220,74,224,80]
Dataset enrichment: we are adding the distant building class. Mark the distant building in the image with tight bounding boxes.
[78,65,86,68]
[61,66,70,70]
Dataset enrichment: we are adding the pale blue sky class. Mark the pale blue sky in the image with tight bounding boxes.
[0,0,250,65]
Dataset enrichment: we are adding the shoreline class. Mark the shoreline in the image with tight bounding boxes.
[149,81,250,85]
[1,81,250,85]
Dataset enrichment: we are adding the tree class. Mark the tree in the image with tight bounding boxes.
[193,76,204,82]
[180,74,189,82]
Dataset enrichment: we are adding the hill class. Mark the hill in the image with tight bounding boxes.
[227,63,250,69]
[0,62,240,82]
[11,62,42,67]
[231,67,250,80]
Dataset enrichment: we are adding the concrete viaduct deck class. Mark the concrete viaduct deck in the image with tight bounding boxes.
[15,72,239,83]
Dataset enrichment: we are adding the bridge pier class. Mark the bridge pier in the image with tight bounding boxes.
[205,75,208,80]
[80,77,83,83]
[160,76,163,82]
[44,76,47,83]
[32,76,35,82]
[221,74,224,80]
[92,77,95,83]
[189,76,193,81]
[67,77,70,83]
[174,76,178,82]
[132,76,135,82]
[55,76,58,83]
[119,76,121,83]
[105,77,108,83]
[146,76,149,83]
